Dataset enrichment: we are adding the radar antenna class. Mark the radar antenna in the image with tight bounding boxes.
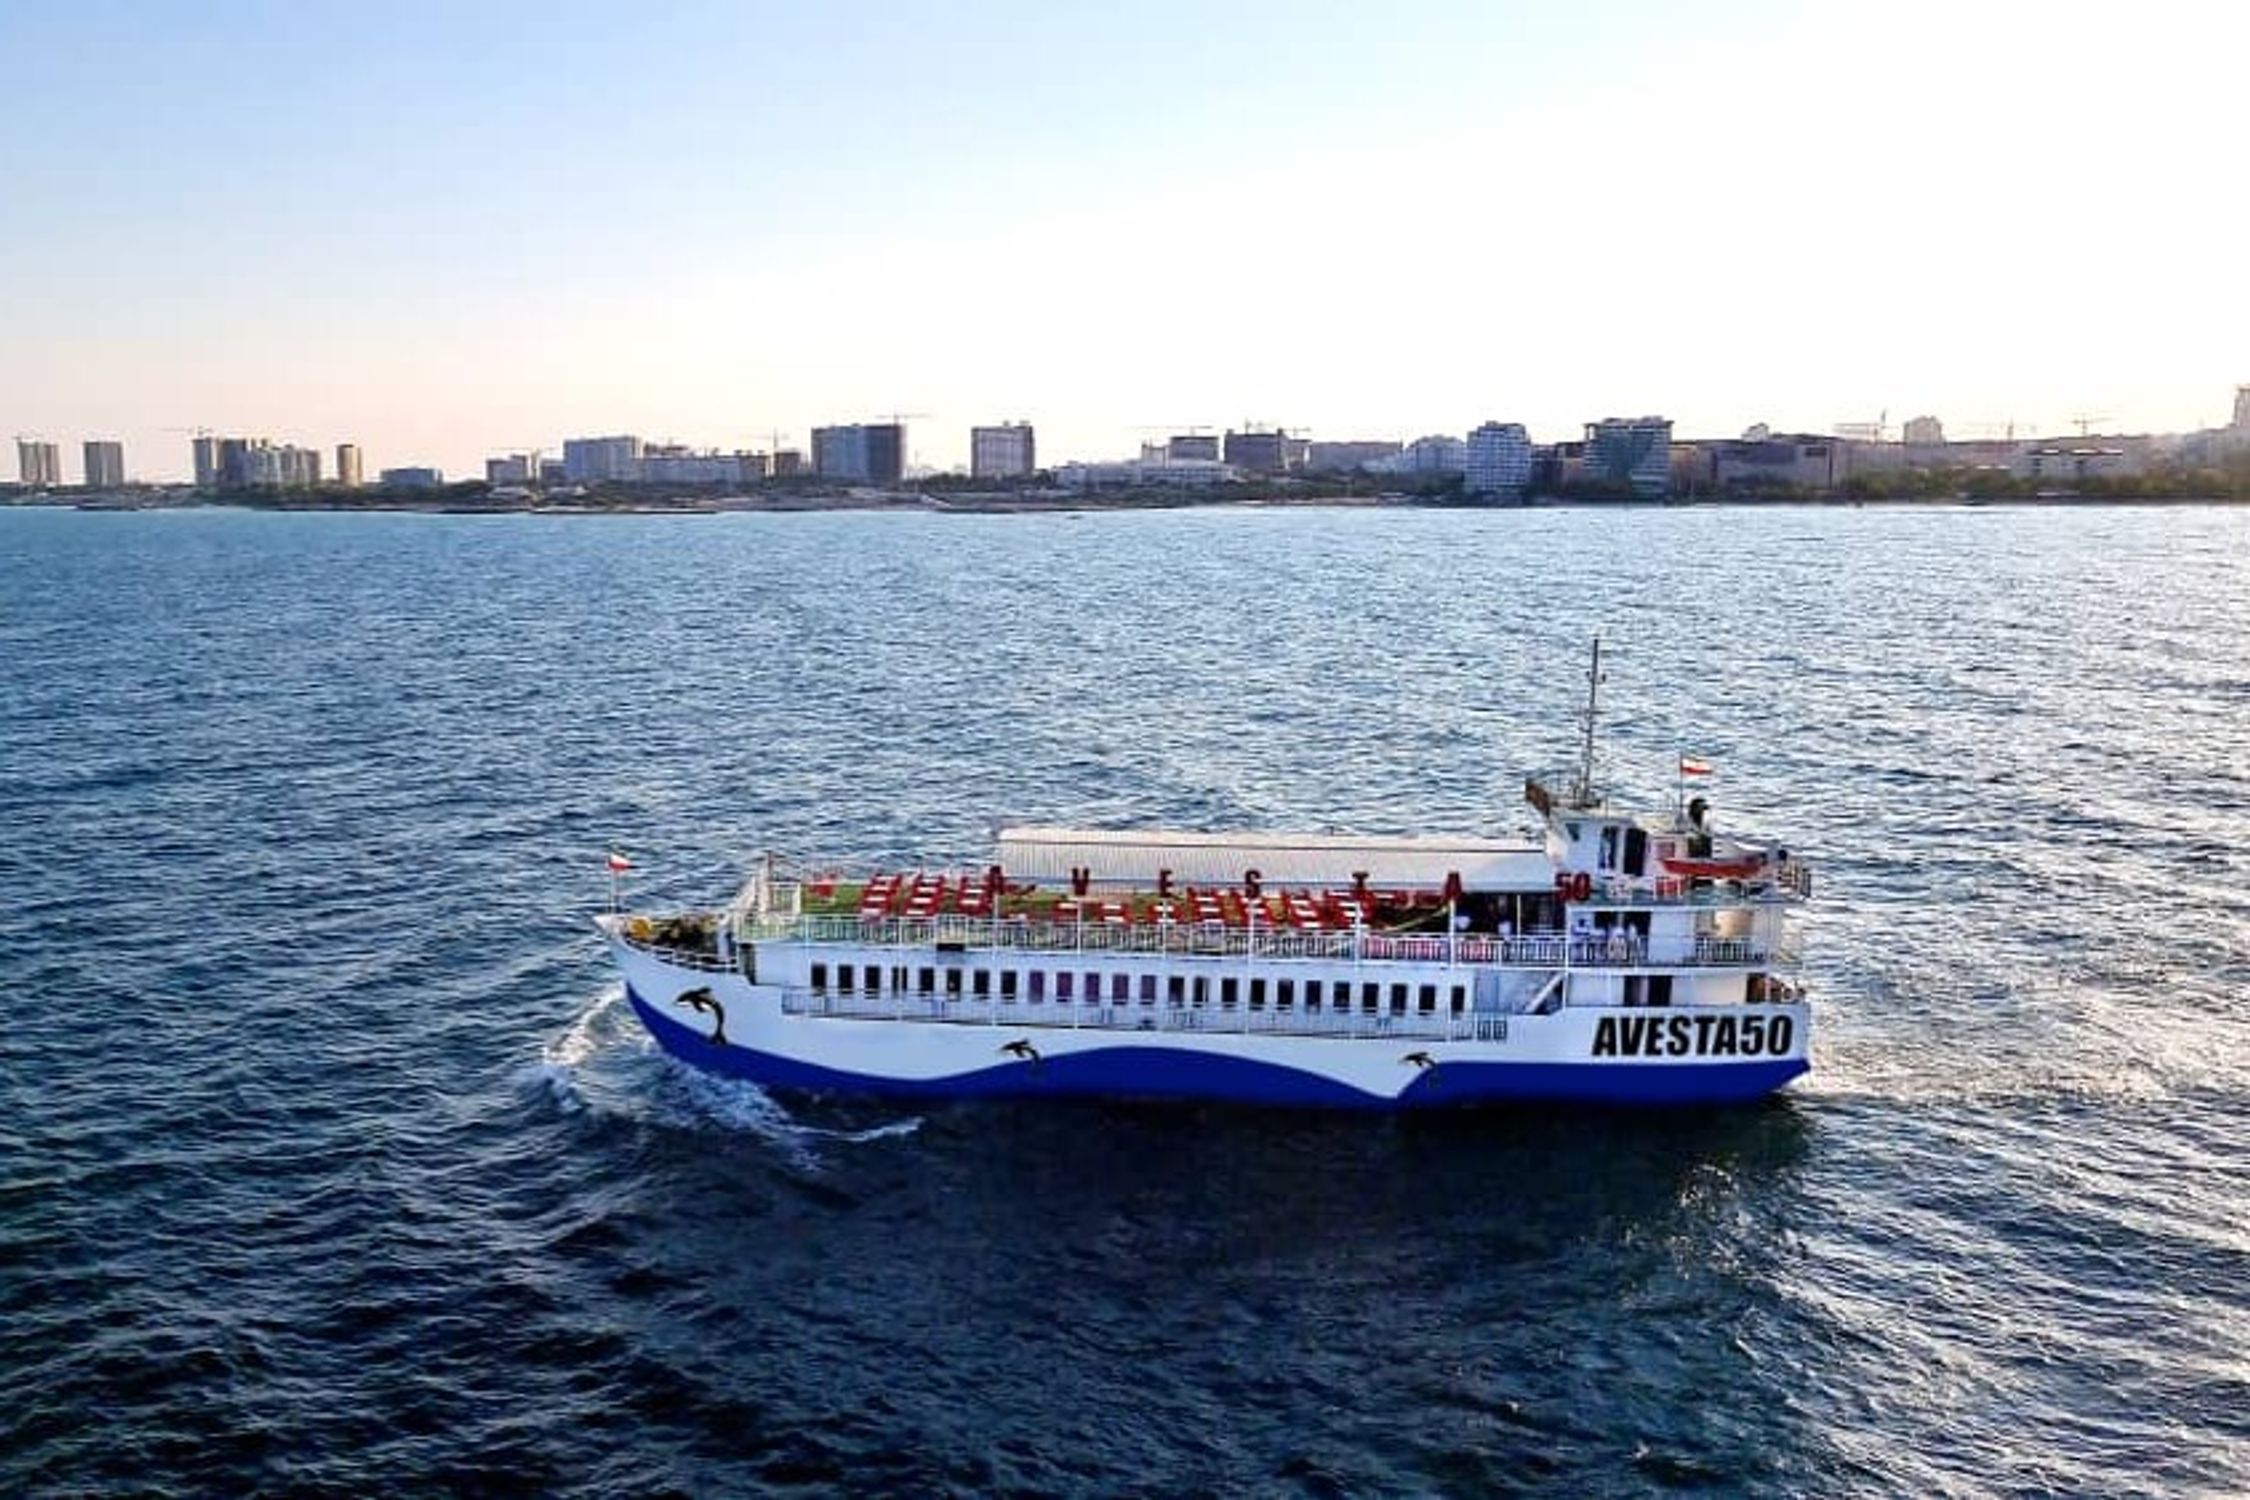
[1572,636,1605,807]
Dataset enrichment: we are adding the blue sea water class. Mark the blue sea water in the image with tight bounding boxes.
[2,502,2247,1496]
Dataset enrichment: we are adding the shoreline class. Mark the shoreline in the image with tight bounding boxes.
[8,490,2249,516]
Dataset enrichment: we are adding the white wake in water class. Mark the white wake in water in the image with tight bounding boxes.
[529,986,922,1165]
[525,984,645,1114]
[667,1063,924,1171]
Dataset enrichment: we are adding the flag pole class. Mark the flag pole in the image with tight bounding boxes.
[607,849,630,915]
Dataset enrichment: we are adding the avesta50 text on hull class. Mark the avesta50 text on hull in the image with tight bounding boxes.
[599,656,1812,1110]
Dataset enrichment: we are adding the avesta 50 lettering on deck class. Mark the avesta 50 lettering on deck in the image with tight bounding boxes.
[598,644,1813,1110]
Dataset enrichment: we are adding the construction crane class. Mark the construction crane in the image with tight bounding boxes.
[2070,414,2113,437]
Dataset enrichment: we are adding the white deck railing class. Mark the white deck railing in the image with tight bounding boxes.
[719,914,1793,971]
[776,987,1496,1042]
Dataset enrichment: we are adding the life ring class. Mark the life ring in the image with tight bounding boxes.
[1568,872,1592,903]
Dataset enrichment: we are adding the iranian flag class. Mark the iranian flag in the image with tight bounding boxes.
[1678,756,1714,777]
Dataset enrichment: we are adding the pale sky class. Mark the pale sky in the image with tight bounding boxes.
[3,0,2244,481]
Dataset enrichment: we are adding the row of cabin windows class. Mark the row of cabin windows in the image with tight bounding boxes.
[805,962,1468,1015]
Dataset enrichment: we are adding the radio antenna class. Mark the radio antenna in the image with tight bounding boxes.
[1572,636,1605,807]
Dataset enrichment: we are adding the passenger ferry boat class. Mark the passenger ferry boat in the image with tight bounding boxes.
[599,646,1812,1109]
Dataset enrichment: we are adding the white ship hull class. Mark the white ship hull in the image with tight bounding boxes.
[608,934,1809,1110]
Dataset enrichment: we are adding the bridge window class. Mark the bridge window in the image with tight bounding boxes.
[1390,983,1408,1015]
[1111,974,1130,1002]
[944,968,962,996]
[1193,976,1210,1007]
[1221,977,1239,1007]
[1028,971,1045,1001]
[972,969,990,997]
[1087,973,1104,1004]
[1361,982,1379,1014]
[1001,970,1019,1000]
[810,962,829,991]
[1249,978,1268,1010]
[1304,979,1323,1011]
[1418,984,1437,1013]
[1450,984,1466,1015]
[1140,974,1157,1003]
[1168,974,1186,1005]
[1057,972,1074,1001]
[1276,978,1295,1010]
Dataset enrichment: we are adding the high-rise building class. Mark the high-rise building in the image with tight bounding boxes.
[811,423,905,485]
[243,443,282,487]
[1168,433,1220,463]
[1223,429,1289,473]
[1902,415,1945,446]
[280,445,321,488]
[771,449,805,478]
[379,466,445,489]
[192,435,222,489]
[211,437,320,488]
[970,422,1036,479]
[2234,385,2250,430]
[82,440,126,488]
[335,443,363,488]
[1584,416,1673,497]
[562,435,643,483]
[1364,434,1468,476]
[636,447,766,484]
[16,439,61,486]
[1464,422,1533,497]
[216,437,255,489]
[486,454,533,484]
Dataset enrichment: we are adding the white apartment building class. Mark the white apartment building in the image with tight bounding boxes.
[1053,458,1238,488]
[1371,435,1468,475]
[1464,422,1533,496]
[562,435,644,483]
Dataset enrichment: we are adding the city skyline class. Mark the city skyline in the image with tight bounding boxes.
[16,388,2250,490]
[4,1,2245,481]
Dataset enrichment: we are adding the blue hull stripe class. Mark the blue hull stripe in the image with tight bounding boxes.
[628,990,1805,1110]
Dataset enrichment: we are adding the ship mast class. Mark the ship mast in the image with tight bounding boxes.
[1571,635,1604,808]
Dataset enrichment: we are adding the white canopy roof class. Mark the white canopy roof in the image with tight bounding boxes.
[994,826,1553,893]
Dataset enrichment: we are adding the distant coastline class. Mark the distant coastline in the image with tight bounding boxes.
[8,488,2250,517]
[8,484,2250,516]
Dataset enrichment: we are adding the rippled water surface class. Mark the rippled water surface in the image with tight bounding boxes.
[3,503,2246,1496]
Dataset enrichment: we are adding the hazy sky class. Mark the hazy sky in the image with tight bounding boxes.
[3,0,2244,480]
